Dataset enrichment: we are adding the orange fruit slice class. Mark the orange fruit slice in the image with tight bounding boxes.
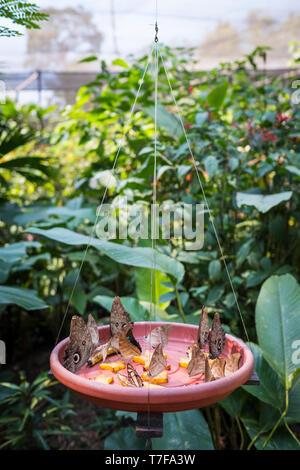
[89,374,114,384]
[99,361,126,373]
[141,371,168,384]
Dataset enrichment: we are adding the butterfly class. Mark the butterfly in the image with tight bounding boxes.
[110,297,141,353]
[224,352,240,376]
[144,324,172,348]
[209,313,226,359]
[148,343,167,377]
[117,363,143,388]
[198,306,210,349]
[204,356,216,382]
[210,357,226,379]
[64,314,99,373]
[187,343,206,376]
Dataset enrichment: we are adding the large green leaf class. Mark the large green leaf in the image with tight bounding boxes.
[206,81,228,110]
[25,227,184,283]
[256,274,300,388]
[0,241,41,263]
[152,410,214,450]
[219,389,247,418]
[242,343,285,409]
[146,103,182,139]
[236,191,292,214]
[104,426,146,450]
[135,267,173,310]
[0,286,48,310]
[241,410,299,450]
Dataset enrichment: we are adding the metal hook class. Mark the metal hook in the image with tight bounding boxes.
[154,21,158,43]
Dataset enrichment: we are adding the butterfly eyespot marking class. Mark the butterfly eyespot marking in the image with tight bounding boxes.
[73,353,80,364]
[115,322,119,328]
[82,340,86,346]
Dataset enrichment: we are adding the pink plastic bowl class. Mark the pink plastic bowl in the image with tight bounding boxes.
[50,321,254,412]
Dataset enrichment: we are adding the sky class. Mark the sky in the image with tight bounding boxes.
[0,0,299,71]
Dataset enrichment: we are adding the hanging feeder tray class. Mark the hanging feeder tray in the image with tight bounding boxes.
[50,321,254,413]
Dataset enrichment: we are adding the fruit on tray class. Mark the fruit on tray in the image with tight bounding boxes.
[133,350,169,370]
[141,370,168,384]
[89,374,114,384]
[99,361,126,373]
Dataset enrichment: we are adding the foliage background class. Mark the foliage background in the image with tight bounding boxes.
[0,2,300,450]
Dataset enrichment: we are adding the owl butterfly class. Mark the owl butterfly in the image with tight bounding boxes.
[118,329,142,359]
[204,357,216,383]
[224,352,241,376]
[187,344,206,376]
[197,306,210,349]
[110,296,141,353]
[210,357,226,379]
[148,343,167,377]
[117,363,143,388]
[144,324,172,348]
[64,314,99,372]
[209,313,226,359]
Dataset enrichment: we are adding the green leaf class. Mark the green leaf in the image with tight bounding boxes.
[256,274,300,388]
[206,285,224,305]
[25,227,184,283]
[0,286,48,310]
[135,267,173,310]
[243,343,284,409]
[195,112,208,126]
[236,191,293,213]
[204,156,219,178]
[145,103,182,139]
[0,241,41,263]
[78,56,98,63]
[219,389,247,418]
[153,410,214,450]
[208,259,221,281]
[104,426,146,450]
[206,81,228,110]
[112,58,129,68]
[62,270,87,315]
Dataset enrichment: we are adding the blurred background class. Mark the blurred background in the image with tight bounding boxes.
[1,0,300,104]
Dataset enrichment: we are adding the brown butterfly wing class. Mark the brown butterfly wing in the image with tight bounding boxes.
[187,344,206,376]
[127,364,143,387]
[110,296,131,335]
[118,332,141,359]
[198,306,210,349]
[205,357,215,382]
[148,343,167,377]
[110,297,141,352]
[87,314,99,346]
[224,353,241,376]
[210,357,226,379]
[209,313,225,359]
[145,325,172,348]
[64,315,95,372]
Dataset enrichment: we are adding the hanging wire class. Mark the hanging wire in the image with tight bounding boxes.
[158,48,250,343]
[147,19,160,431]
[54,51,153,346]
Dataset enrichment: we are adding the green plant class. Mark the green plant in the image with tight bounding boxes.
[0,0,48,37]
[0,370,76,449]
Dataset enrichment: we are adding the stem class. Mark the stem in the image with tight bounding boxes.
[247,430,264,450]
[175,286,186,323]
[262,390,289,450]
[236,417,245,450]
[284,420,300,447]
